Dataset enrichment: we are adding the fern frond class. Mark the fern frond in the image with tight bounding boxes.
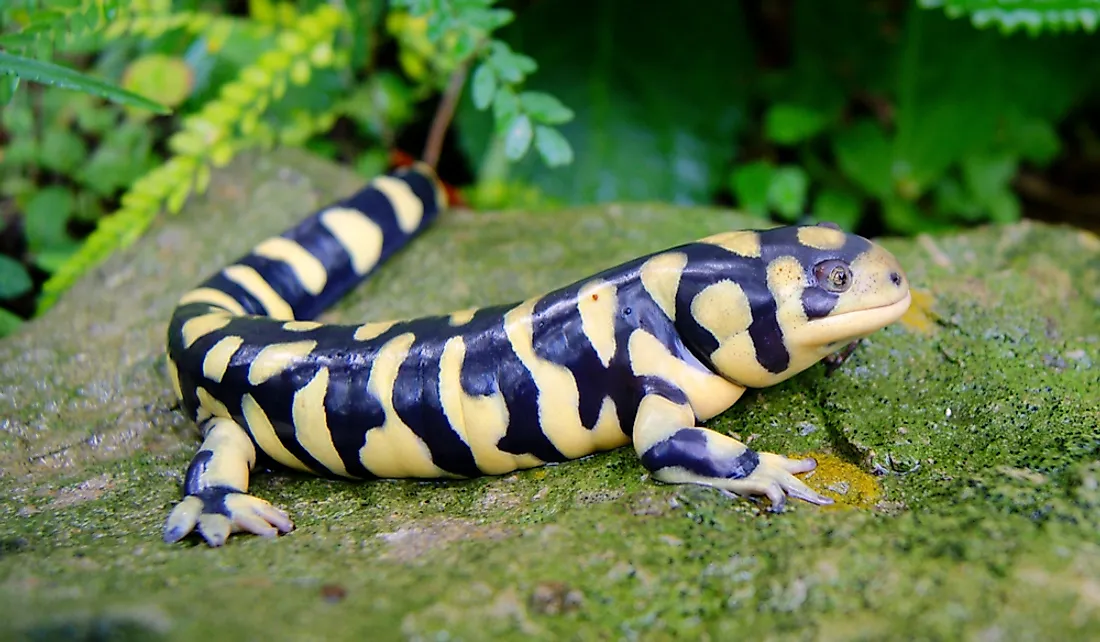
[0,0,131,52]
[919,0,1100,34]
[37,4,349,313]
[0,50,168,112]
[102,9,277,45]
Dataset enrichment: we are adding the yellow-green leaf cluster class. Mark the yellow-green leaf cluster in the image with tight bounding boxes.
[38,3,348,313]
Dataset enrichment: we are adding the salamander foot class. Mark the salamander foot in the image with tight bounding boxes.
[164,486,293,546]
[722,453,834,512]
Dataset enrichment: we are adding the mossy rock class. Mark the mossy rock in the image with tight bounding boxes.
[1,149,1097,641]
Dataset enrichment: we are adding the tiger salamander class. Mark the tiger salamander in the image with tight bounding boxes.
[164,163,911,546]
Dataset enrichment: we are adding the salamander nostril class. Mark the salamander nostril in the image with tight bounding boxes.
[889,272,902,287]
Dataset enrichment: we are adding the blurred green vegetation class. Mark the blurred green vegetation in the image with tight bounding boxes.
[2,0,1100,336]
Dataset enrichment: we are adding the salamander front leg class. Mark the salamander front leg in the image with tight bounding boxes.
[164,417,293,546]
[632,394,833,512]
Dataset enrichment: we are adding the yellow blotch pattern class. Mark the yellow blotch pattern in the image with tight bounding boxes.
[689,279,752,344]
[202,335,244,383]
[195,387,231,422]
[354,320,397,341]
[359,333,447,478]
[292,367,352,478]
[639,252,687,320]
[252,237,328,295]
[166,357,184,401]
[242,393,315,473]
[629,394,697,454]
[192,418,255,491]
[448,308,477,326]
[223,265,295,320]
[181,313,232,349]
[319,207,384,275]
[373,175,424,233]
[247,340,317,385]
[797,226,846,250]
[700,231,761,258]
[627,329,744,420]
[437,336,535,475]
[577,280,618,367]
[504,300,615,460]
[283,320,323,332]
[178,288,247,316]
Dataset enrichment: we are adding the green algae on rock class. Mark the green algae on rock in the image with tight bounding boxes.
[1,149,1098,641]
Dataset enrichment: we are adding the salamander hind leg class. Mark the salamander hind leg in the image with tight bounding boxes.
[164,417,293,546]
[632,394,833,512]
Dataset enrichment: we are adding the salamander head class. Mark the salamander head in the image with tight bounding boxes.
[683,223,911,388]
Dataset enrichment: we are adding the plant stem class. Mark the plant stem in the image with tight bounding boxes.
[422,64,468,169]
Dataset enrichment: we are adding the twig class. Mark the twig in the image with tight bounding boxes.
[422,64,469,169]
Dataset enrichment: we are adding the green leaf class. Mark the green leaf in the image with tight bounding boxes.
[1001,113,1062,165]
[961,154,1017,205]
[0,75,18,105]
[488,41,537,83]
[0,254,33,300]
[24,186,74,254]
[79,122,157,197]
[0,307,22,338]
[882,197,926,234]
[767,166,809,221]
[814,189,863,230]
[960,154,1021,224]
[730,161,774,217]
[457,0,756,204]
[0,51,170,114]
[833,120,894,200]
[764,103,829,145]
[503,113,533,160]
[354,149,390,179]
[534,126,573,167]
[452,30,479,61]
[491,88,519,130]
[468,7,514,31]
[985,189,1021,223]
[34,246,81,274]
[519,91,573,125]
[893,41,997,195]
[39,128,87,175]
[121,54,194,111]
[76,96,120,134]
[891,10,1087,199]
[471,63,497,110]
[934,176,983,221]
[342,72,415,140]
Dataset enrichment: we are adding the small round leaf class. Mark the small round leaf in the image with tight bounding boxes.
[730,161,774,217]
[504,114,534,160]
[471,64,497,111]
[764,104,829,145]
[122,54,194,110]
[534,126,573,167]
[520,92,573,125]
[0,254,32,300]
[767,166,809,221]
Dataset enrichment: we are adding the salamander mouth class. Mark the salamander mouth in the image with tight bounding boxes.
[798,290,912,346]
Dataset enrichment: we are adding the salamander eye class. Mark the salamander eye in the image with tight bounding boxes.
[814,259,852,293]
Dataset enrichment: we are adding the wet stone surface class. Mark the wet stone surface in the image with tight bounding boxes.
[1,148,1098,640]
